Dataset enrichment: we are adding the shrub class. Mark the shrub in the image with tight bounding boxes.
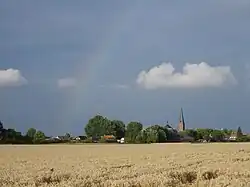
[237,135,250,142]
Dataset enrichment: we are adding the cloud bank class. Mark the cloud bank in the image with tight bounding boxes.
[57,77,77,88]
[136,62,237,89]
[0,69,27,87]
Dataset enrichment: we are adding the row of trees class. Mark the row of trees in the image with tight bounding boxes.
[84,115,177,143]
[179,127,243,142]
[84,115,249,143]
[1,115,249,144]
[85,115,126,139]
[0,121,46,144]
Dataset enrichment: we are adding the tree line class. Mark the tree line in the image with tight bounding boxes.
[84,115,250,143]
[0,121,47,144]
[1,115,250,144]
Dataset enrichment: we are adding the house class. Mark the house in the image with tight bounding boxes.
[229,131,238,141]
[103,135,116,143]
[229,127,243,141]
[43,136,62,143]
[54,136,63,140]
[53,135,70,141]
[103,135,116,139]
[166,124,178,133]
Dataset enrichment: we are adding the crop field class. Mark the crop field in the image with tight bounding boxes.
[1,143,250,187]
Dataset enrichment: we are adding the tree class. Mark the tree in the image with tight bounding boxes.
[136,130,147,143]
[237,126,243,137]
[145,125,167,143]
[0,121,3,131]
[0,121,4,141]
[134,125,168,144]
[211,130,225,142]
[0,123,23,143]
[26,128,37,139]
[196,128,213,140]
[237,135,250,142]
[0,121,4,140]
[146,128,158,143]
[158,129,167,143]
[182,129,198,140]
[2,129,22,143]
[84,115,112,138]
[126,121,143,143]
[222,128,233,136]
[7,129,18,140]
[104,120,116,135]
[111,120,125,139]
[33,131,46,143]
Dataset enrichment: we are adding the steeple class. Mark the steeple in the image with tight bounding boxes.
[177,108,185,131]
[179,108,185,124]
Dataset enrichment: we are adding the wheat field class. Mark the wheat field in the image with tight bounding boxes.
[1,143,250,187]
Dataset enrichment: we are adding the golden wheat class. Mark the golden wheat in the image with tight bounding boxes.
[1,143,250,187]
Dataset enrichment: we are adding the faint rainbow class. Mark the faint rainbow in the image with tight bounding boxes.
[57,3,139,129]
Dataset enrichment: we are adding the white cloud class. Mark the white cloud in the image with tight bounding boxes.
[58,77,77,88]
[136,62,237,89]
[0,69,27,87]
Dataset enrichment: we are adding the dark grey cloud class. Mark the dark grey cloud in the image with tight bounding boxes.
[1,0,250,135]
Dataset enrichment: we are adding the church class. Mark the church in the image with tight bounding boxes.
[167,107,186,132]
[166,108,194,142]
[177,108,185,132]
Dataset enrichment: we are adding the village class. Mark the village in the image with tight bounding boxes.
[0,108,247,144]
[39,108,246,144]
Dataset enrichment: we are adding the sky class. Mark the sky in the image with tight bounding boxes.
[1,0,250,136]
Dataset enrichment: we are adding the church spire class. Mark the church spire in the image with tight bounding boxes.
[177,108,185,131]
[179,108,185,123]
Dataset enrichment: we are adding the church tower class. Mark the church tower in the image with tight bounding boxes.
[177,108,185,132]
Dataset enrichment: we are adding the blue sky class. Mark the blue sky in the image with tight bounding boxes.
[1,1,250,136]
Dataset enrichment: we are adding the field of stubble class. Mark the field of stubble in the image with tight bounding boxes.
[1,143,250,187]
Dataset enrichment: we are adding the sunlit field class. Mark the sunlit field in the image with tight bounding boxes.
[1,143,250,187]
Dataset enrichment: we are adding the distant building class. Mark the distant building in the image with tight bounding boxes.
[165,121,181,142]
[166,121,177,133]
[103,135,116,140]
[102,135,116,143]
[229,126,243,141]
[177,108,186,132]
[229,131,237,141]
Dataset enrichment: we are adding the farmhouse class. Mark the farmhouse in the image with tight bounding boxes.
[102,135,116,143]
